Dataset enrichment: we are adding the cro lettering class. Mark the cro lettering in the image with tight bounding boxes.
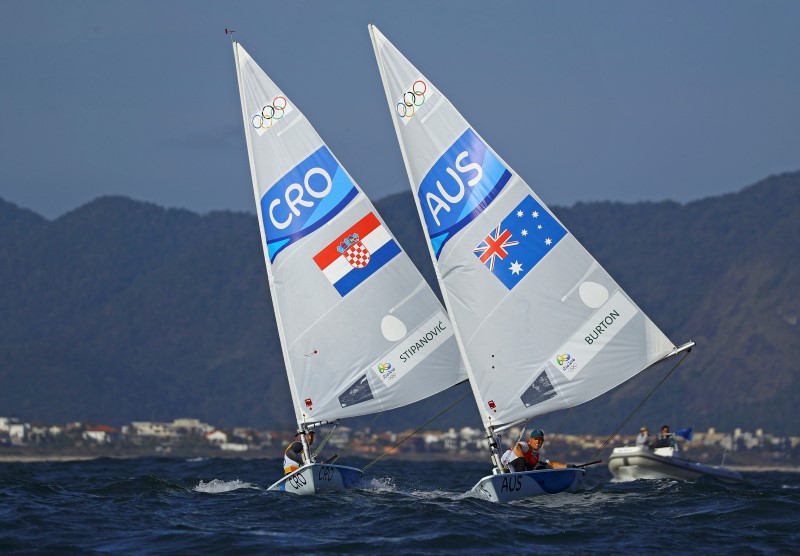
[268,167,333,230]
[318,466,335,482]
[288,472,308,490]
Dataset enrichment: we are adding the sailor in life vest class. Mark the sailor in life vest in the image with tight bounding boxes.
[283,430,314,475]
[503,429,573,472]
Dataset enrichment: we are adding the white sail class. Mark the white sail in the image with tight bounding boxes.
[369,25,678,433]
[232,42,466,429]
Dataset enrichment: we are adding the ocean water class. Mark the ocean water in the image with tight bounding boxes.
[0,456,797,554]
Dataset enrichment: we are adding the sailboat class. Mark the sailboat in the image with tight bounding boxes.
[368,25,695,502]
[231,41,466,495]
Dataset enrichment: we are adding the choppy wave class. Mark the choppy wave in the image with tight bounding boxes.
[193,479,260,494]
[0,457,797,554]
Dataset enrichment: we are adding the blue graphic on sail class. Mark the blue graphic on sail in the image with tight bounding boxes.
[261,146,358,262]
[418,128,511,258]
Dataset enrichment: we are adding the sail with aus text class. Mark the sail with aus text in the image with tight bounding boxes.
[232,42,466,429]
[368,25,681,433]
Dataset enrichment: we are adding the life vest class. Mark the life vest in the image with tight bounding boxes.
[522,446,540,468]
[283,441,304,475]
[283,464,299,475]
[511,443,540,468]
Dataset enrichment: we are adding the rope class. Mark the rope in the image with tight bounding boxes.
[548,411,570,445]
[589,351,692,462]
[361,391,470,473]
[311,424,336,459]
[363,411,383,430]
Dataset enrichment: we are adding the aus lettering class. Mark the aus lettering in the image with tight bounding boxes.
[500,475,523,492]
[425,151,483,227]
[269,167,332,230]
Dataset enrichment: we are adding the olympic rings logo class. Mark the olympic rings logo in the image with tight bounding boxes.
[251,96,290,132]
[396,79,431,124]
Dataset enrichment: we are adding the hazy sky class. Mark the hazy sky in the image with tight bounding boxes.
[2,1,798,219]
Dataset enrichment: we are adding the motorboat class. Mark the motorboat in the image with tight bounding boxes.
[608,446,743,483]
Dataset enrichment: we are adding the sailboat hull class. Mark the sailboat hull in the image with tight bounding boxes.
[608,446,743,483]
[471,468,585,503]
[267,463,364,495]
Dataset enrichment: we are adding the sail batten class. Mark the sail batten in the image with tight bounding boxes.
[232,41,466,429]
[369,26,680,432]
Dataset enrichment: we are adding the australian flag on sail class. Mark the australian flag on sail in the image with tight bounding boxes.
[474,195,567,290]
[313,212,401,297]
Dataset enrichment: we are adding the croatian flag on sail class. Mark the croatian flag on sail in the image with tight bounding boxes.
[474,195,567,290]
[313,212,401,297]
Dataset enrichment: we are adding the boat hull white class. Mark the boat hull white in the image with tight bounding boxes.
[471,468,585,503]
[267,463,364,495]
[608,446,743,483]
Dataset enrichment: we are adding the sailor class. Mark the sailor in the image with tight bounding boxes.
[283,430,314,475]
[500,446,516,471]
[505,429,574,472]
[635,426,650,449]
[651,424,677,449]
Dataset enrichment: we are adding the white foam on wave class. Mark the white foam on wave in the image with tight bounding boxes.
[360,477,472,501]
[409,488,465,500]
[361,476,397,493]
[193,479,260,494]
[459,489,486,501]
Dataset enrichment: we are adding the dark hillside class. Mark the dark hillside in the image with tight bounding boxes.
[0,172,797,434]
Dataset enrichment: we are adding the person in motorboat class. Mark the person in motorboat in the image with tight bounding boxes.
[635,426,650,449]
[650,425,678,450]
[283,430,314,475]
[502,429,574,472]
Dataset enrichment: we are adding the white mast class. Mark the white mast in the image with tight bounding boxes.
[232,41,305,430]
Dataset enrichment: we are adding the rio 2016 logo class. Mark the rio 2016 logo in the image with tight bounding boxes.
[378,362,393,374]
[556,353,578,374]
[396,80,429,124]
[251,96,289,132]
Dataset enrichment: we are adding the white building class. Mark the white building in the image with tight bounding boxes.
[9,423,30,444]
[442,428,458,452]
[83,426,120,444]
[205,430,228,445]
[130,421,180,438]
[130,419,214,438]
[172,418,213,436]
[327,426,353,449]
[220,442,248,452]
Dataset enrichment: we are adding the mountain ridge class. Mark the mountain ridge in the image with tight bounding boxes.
[0,171,797,435]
